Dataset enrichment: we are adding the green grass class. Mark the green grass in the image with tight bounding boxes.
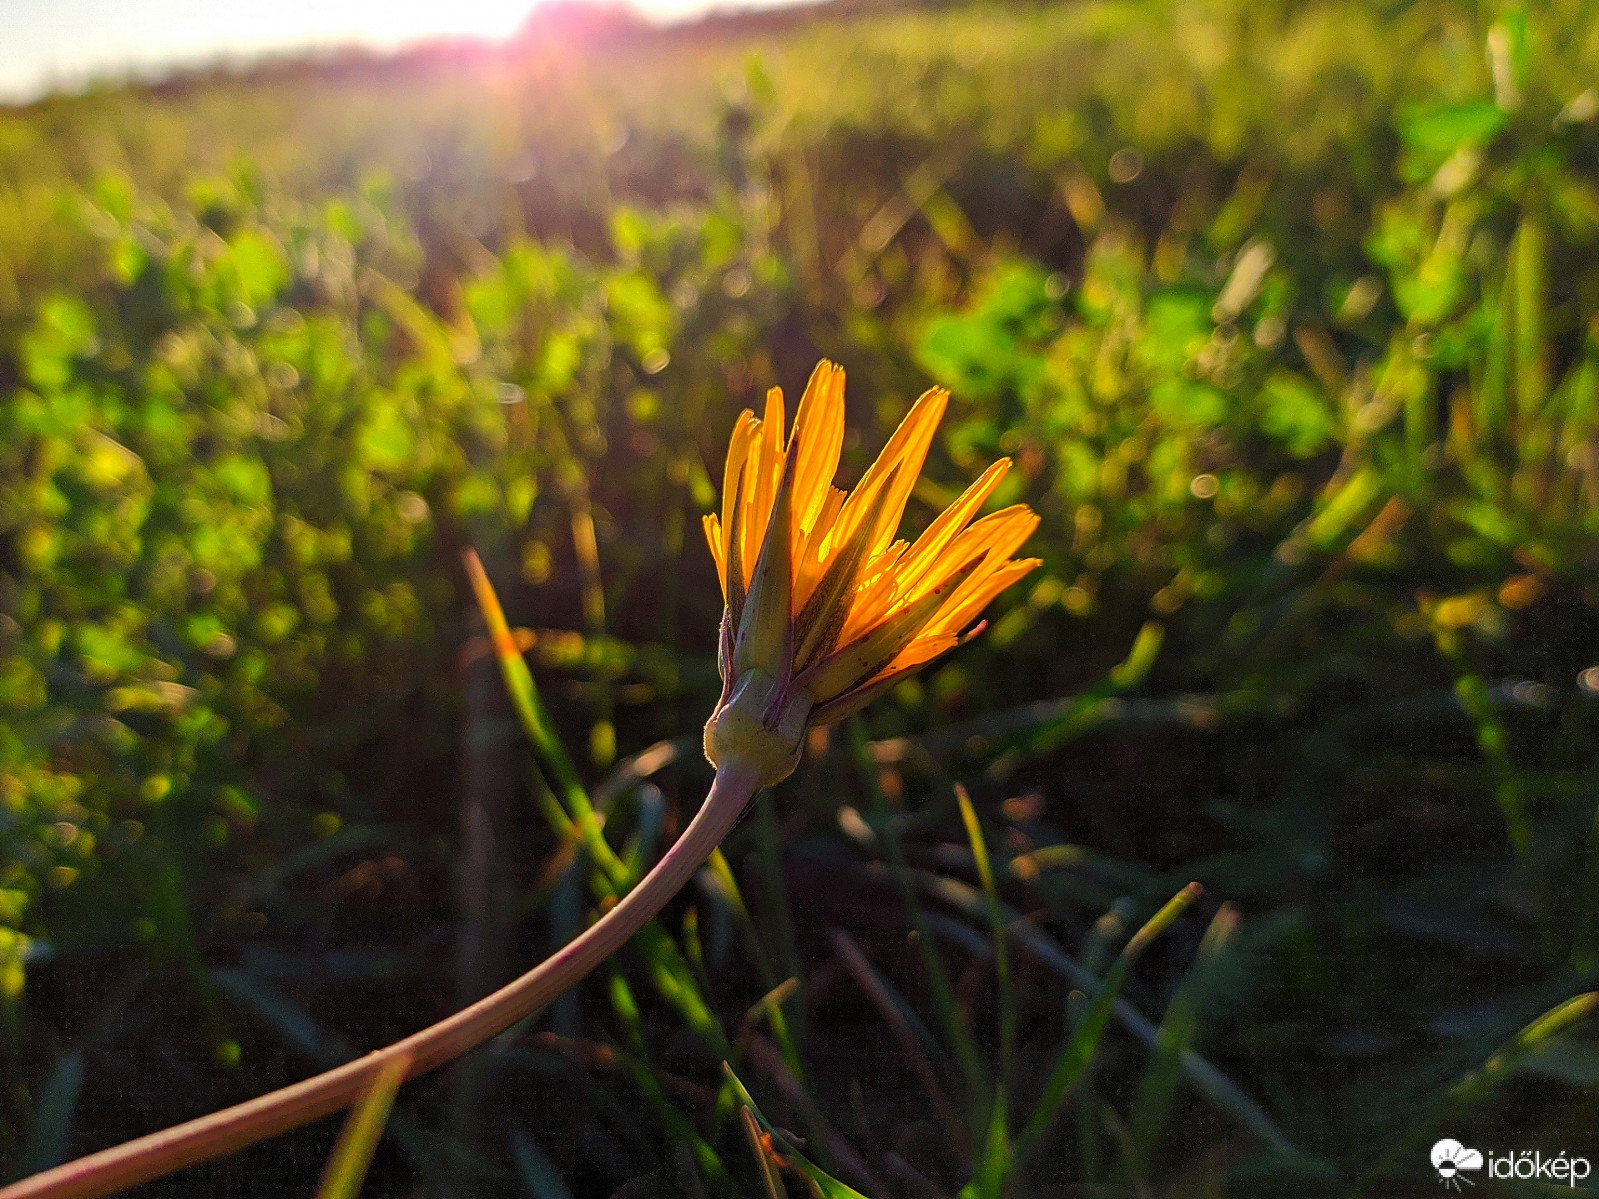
[2,0,1599,1194]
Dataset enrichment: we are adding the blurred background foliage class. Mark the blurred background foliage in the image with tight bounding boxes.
[2,0,1599,1194]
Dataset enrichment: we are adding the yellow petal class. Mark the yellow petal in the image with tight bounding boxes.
[897,458,1011,598]
[790,360,847,538]
[908,506,1039,604]
[826,386,948,576]
[885,632,960,674]
[720,409,758,540]
[755,387,787,556]
[864,387,948,559]
[796,486,848,605]
[927,557,1042,638]
[704,513,726,596]
[738,412,770,585]
[813,607,998,725]
[764,385,787,446]
[798,555,979,703]
[791,464,902,671]
[724,474,751,630]
[835,543,908,645]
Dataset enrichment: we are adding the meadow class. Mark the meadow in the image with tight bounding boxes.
[2,0,1599,1194]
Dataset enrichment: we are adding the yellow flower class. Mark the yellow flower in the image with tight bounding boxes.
[702,360,1040,785]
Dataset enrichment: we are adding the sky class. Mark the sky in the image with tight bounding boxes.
[0,0,742,103]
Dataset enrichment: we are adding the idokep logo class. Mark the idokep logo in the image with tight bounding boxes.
[1430,1138,1593,1189]
[1431,1140,1483,1190]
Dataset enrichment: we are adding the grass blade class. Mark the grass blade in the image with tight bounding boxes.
[829,928,969,1156]
[1014,883,1203,1163]
[954,784,1015,1074]
[960,1093,1010,1199]
[1128,903,1240,1167]
[739,1033,887,1196]
[1358,992,1599,1189]
[754,793,808,1046]
[16,1052,84,1179]
[903,869,1301,1158]
[992,621,1166,773]
[462,548,626,888]
[314,1052,410,1199]
[722,1064,874,1199]
[608,973,732,1195]
[465,547,743,1066]
[848,719,987,1110]
[509,1127,576,1199]
[740,1107,790,1199]
[1449,992,1599,1109]
[1512,216,1548,426]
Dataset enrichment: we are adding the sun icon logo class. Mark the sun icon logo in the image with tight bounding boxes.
[1431,1139,1484,1189]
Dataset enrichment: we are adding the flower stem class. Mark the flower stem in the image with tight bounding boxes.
[2,765,762,1199]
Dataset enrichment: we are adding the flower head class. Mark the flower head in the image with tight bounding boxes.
[703,360,1040,786]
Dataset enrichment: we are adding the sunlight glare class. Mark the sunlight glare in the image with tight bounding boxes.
[320,0,540,43]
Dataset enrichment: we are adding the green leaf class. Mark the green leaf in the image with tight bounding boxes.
[226,229,289,308]
[1149,379,1227,428]
[1140,291,1212,373]
[359,406,416,472]
[1398,102,1508,169]
[1260,372,1337,458]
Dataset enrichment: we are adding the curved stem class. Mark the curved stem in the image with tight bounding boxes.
[4,765,762,1199]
